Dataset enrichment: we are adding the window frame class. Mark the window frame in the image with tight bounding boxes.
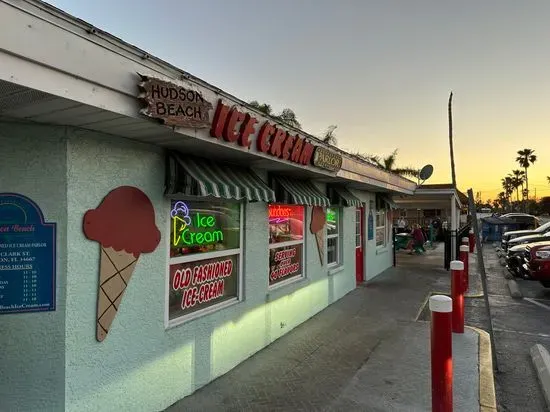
[268,203,306,289]
[326,206,342,268]
[376,208,386,248]
[165,198,244,329]
[355,208,362,248]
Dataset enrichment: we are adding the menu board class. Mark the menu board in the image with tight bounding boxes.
[0,193,56,314]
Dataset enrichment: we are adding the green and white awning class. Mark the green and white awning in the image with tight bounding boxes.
[165,152,276,202]
[327,185,362,207]
[271,175,330,207]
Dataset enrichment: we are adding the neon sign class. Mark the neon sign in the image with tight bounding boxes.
[269,205,292,218]
[326,208,337,224]
[171,202,224,247]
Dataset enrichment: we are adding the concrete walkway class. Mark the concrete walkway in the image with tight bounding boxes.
[166,244,494,411]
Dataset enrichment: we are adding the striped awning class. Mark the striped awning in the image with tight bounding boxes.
[271,175,330,207]
[327,185,362,207]
[165,152,275,202]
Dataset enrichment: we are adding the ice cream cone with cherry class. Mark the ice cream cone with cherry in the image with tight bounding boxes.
[83,186,160,342]
[310,206,326,265]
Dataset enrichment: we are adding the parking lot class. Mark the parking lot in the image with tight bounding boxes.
[468,245,550,411]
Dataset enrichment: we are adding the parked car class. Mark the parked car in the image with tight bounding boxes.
[501,221,550,251]
[522,242,550,287]
[500,213,540,229]
[505,230,550,251]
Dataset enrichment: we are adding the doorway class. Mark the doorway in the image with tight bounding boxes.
[355,207,364,284]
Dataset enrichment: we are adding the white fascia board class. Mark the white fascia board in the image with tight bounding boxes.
[0,0,417,194]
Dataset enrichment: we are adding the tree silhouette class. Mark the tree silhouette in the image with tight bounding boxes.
[249,101,301,129]
[367,149,420,179]
[515,149,537,201]
[511,169,525,201]
[322,125,338,145]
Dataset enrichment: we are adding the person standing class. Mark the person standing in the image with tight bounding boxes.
[397,216,407,233]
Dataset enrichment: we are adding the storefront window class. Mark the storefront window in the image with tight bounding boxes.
[376,209,386,247]
[168,200,242,325]
[327,207,341,266]
[268,204,305,286]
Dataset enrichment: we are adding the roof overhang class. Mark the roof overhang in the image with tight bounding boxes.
[394,188,463,210]
[0,0,416,195]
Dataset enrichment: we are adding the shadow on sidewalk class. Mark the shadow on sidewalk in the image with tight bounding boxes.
[167,244,480,412]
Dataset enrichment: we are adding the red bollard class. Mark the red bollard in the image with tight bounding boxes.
[461,237,469,247]
[468,229,475,253]
[459,245,469,292]
[430,295,453,412]
[451,260,464,334]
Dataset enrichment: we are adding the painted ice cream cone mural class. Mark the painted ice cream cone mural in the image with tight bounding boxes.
[310,206,326,265]
[83,186,161,342]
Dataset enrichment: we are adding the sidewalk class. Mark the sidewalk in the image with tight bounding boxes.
[166,244,495,412]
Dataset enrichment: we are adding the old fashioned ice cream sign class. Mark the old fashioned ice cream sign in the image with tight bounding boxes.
[138,74,213,128]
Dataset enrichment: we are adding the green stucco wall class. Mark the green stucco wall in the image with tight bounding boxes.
[0,121,67,412]
[1,122,377,412]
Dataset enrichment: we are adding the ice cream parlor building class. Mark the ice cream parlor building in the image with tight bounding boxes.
[0,1,416,411]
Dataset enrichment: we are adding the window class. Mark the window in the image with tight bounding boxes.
[167,199,242,325]
[355,209,362,248]
[376,209,386,247]
[327,207,341,266]
[268,204,305,286]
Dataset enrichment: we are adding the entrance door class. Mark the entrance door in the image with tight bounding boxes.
[355,207,364,284]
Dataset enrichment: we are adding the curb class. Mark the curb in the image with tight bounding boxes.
[466,326,497,411]
[530,344,550,409]
[507,279,523,299]
[501,268,513,280]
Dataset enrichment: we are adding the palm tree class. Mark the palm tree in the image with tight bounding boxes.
[515,149,537,201]
[368,149,420,179]
[501,176,514,209]
[249,100,273,116]
[277,108,301,129]
[511,169,525,201]
[496,192,507,210]
[322,125,338,145]
[249,101,301,129]
[547,176,550,184]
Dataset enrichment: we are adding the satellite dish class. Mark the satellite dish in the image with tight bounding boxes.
[418,164,434,183]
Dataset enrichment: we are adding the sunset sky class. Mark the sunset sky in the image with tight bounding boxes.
[48,0,550,201]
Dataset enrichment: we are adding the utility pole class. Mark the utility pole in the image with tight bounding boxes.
[448,92,456,191]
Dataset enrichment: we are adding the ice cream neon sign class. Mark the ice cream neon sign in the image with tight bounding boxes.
[171,202,224,247]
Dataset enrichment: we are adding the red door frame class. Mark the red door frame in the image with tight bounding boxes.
[355,207,364,284]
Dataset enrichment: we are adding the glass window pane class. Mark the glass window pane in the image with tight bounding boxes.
[326,207,339,236]
[376,211,385,227]
[327,237,338,264]
[268,204,304,244]
[269,243,303,285]
[168,254,239,319]
[170,200,240,259]
[376,228,385,246]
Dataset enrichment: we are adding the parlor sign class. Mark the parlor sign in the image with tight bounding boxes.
[138,74,213,128]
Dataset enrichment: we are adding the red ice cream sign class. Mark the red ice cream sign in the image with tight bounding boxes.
[169,255,239,319]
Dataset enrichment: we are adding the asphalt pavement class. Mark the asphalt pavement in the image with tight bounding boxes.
[467,244,550,412]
